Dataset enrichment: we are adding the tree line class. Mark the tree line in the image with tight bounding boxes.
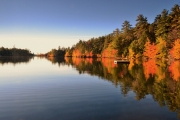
[44,46,66,57]
[0,47,33,56]
[63,4,180,60]
[3,4,179,59]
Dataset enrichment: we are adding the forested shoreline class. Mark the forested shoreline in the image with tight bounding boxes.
[62,4,180,60]
[2,4,180,60]
[0,47,34,56]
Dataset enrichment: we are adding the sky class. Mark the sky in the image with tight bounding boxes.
[0,0,180,54]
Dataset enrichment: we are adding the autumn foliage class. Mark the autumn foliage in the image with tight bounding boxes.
[143,59,157,80]
[46,4,180,61]
[143,40,157,59]
[169,61,180,81]
[101,58,117,73]
[101,48,117,58]
[170,39,180,59]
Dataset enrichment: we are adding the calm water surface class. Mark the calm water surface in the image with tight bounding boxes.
[0,57,180,120]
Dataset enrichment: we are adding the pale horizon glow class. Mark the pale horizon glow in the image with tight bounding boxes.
[0,0,179,53]
[0,31,96,53]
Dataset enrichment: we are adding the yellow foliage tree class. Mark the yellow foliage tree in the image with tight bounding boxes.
[156,38,167,59]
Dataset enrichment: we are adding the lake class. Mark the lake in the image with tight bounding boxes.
[0,57,180,120]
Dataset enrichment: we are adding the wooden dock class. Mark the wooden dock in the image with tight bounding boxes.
[114,59,130,64]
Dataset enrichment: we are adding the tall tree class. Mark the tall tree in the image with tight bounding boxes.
[133,14,149,54]
[168,4,180,44]
[155,9,170,40]
[121,20,134,42]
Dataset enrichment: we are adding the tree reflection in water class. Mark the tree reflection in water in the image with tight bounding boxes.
[47,57,180,118]
[0,56,34,65]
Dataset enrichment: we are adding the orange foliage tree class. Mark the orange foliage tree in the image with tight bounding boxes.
[84,51,93,57]
[101,48,117,58]
[72,49,82,57]
[170,39,180,59]
[143,40,157,59]
[101,42,118,58]
[65,51,71,57]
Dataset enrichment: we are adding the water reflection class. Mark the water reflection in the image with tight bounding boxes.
[0,56,34,65]
[47,57,180,118]
[46,57,66,65]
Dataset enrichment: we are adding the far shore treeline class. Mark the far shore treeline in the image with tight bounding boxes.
[45,4,180,61]
[2,4,180,60]
[0,47,34,56]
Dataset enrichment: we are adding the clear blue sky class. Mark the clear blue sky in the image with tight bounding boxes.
[0,0,179,53]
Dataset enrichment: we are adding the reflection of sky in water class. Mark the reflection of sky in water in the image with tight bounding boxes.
[0,57,77,84]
